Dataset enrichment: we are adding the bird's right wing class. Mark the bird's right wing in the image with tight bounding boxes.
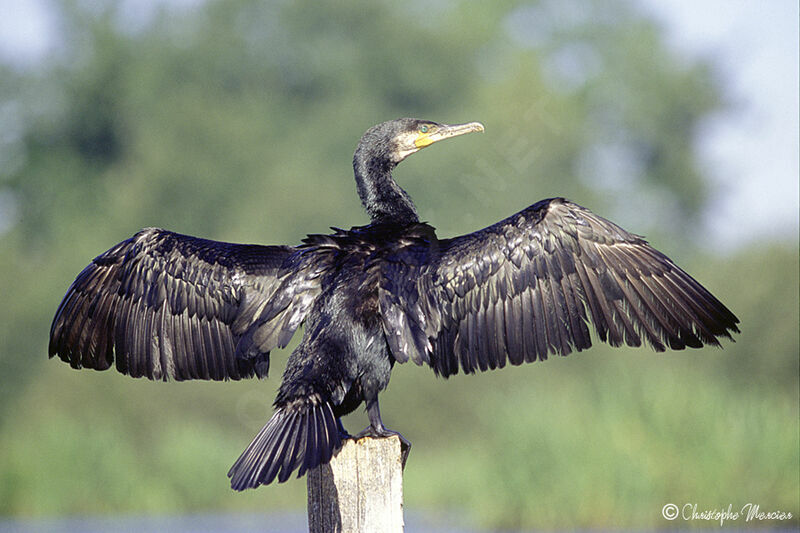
[49,228,325,381]
[380,198,739,377]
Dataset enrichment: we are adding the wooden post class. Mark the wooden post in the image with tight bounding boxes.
[307,436,405,533]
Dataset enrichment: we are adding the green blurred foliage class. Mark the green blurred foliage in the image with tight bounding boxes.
[390,245,799,529]
[0,0,797,529]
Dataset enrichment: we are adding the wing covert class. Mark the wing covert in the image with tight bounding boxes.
[49,228,322,381]
[381,198,739,377]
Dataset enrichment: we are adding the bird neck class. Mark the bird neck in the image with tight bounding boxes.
[353,153,419,225]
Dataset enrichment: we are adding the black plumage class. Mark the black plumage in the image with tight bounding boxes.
[49,118,739,490]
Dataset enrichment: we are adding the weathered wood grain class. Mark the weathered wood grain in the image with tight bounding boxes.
[307,436,404,532]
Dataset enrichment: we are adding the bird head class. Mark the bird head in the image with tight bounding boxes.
[358,118,485,165]
[353,118,485,224]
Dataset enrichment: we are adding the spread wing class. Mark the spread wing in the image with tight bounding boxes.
[49,228,324,381]
[380,198,740,377]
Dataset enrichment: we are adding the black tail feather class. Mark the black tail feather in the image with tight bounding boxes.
[228,395,341,490]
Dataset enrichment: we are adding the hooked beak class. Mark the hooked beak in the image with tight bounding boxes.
[414,121,485,149]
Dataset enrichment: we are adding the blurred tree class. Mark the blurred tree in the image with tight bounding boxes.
[2,0,724,247]
[1,0,794,527]
[1,0,725,417]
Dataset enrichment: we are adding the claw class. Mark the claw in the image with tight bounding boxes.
[357,397,412,467]
[355,426,411,468]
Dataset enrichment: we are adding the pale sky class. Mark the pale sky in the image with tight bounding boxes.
[0,0,797,251]
[638,0,799,249]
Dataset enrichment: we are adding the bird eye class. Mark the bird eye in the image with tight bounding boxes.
[419,125,429,134]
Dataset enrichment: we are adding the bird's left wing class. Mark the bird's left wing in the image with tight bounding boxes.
[49,228,323,381]
[379,198,739,377]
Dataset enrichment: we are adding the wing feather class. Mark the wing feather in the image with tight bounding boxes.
[49,228,324,381]
[380,198,739,377]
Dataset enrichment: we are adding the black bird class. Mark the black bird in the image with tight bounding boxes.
[49,118,739,490]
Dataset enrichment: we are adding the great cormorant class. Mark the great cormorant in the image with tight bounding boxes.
[49,118,739,490]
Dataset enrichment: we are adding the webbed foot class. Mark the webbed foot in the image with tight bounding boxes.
[355,425,411,467]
